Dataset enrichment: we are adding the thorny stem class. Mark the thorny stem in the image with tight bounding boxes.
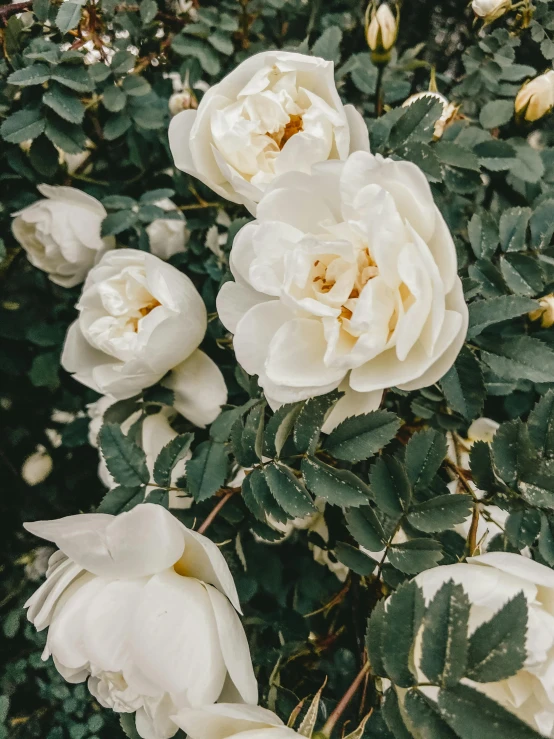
[197,490,235,535]
[321,661,371,737]
[467,503,480,555]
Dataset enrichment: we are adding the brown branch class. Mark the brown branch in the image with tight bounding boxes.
[0,1,32,21]
[197,490,235,535]
[321,661,371,737]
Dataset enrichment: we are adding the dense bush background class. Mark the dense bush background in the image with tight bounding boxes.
[2,0,554,737]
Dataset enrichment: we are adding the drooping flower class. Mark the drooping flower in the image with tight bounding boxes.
[12,185,114,288]
[61,249,225,401]
[24,504,258,739]
[216,151,468,431]
[169,51,370,214]
[415,553,554,738]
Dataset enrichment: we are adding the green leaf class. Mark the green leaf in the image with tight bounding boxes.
[98,423,149,487]
[469,258,508,298]
[479,100,513,128]
[51,64,93,92]
[492,419,534,486]
[29,135,58,177]
[324,410,401,463]
[389,96,443,150]
[529,390,554,458]
[243,402,265,463]
[33,0,51,23]
[479,335,554,384]
[421,581,470,687]
[264,462,315,517]
[45,116,87,153]
[102,85,127,112]
[440,346,485,421]
[466,592,527,682]
[186,440,227,502]
[247,467,290,524]
[519,467,554,509]
[294,390,341,454]
[467,211,498,259]
[131,102,165,130]
[530,199,554,250]
[345,506,387,552]
[499,207,531,252]
[264,402,303,458]
[509,139,545,184]
[475,138,517,171]
[43,84,85,124]
[56,2,83,33]
[171,35,221,75]
[8,64,51,86]
[382,581,425,687]
[438,684,544,739]
[467,296,537,338]
[405,429,447,492]
[207,31,234,56]
[539,513,554,566]
[302,456,371,507]
[312,26,343,64]
[97,485,145,514]
[139,0,157,23]
[388,539,443,574]
[366,599,388,677]
[103,112,132,140]
[500,254,544,297]
[101,210,139,237]
[111,50,136,75]
[241,473,266,522]
[120,714,142,739]
[407,494,473,534]
[434,141,480,171]
[403,690,460,739]
[334,542,376,575]
[1,107,45,143]
[382,689,414,739]
[371,455,411,517]
[122,75,152,97]
[152,433,193,488]
[505,509,541,548]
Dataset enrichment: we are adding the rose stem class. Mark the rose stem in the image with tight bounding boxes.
[320,661,371,737]
[197,490,235,535]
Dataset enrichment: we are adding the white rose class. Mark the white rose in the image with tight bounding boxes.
[515,71,554,123]
[61,249,211,399]
[216,151,468,431]
[174,703,298,739]
[88,400,192,507]
[169,51,370,214]
[415,553,554,737]
[12,185,114,288]
[472,0,511,20]
[146,199,189,260]
[24,504,258,739]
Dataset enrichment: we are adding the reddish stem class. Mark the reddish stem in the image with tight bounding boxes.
[321,661,371,737]
[197,490,234,535]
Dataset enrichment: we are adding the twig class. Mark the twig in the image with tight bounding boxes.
[0,1,31,21]
[467,503,480,556]
[375,65,385,117]
[197,490,235,534]
[321,661,371,737]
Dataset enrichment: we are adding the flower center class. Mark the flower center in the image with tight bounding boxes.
[268,114,304,150]
[129,297,161,332]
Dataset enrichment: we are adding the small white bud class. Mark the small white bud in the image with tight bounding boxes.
[515,70,554,122]
[21,446,52,486]
[366,3,398,63]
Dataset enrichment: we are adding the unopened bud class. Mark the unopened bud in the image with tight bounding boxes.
[472,0,511,22]
[168,90,197,116]
[366,2,398,64]
[22,446,52,486]
[530,294,554,328]
[515,70,554,122]
[402,91,458,139]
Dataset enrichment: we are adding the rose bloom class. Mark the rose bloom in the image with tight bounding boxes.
[12,185,114,287]
[174,703,299,739]
[169,51,369,214]
[472,0,511,20]
[402,91,458,140]
[216,151,468,430]
[415,553,554,737]
[24,504,257,739]
[146,199,189,260]
[61,249,213,399]
[515,71,554,123]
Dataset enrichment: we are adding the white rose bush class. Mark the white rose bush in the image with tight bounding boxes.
[2,2,554,739]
